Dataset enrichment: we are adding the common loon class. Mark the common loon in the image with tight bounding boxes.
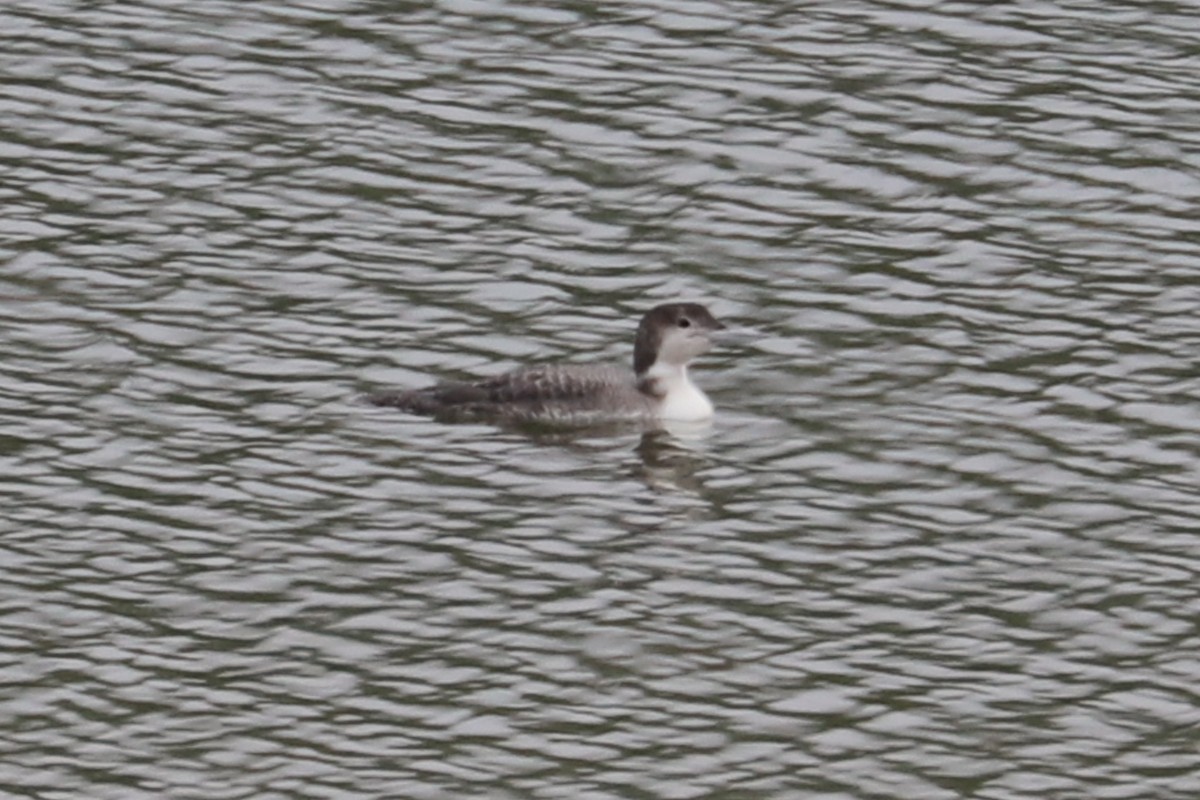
[367,302,726,425]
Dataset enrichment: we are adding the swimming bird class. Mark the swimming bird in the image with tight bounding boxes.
[367,302,726,425]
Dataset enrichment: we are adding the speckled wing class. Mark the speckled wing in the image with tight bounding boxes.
[367,363,647,422]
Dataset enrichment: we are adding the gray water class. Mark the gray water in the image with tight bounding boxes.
[2,1,1198,798]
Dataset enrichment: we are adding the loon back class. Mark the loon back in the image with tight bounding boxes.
[368,363,650,422]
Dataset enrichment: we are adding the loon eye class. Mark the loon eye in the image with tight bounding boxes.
[678,317,691,328]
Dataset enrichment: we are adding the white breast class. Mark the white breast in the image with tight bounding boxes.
[648,364,714,421]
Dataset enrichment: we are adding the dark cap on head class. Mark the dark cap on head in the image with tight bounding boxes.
[633,303,724,375]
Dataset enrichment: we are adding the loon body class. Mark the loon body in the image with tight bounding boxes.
[368,303,725,425]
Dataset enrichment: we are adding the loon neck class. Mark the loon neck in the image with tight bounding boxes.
[636,361,713,420]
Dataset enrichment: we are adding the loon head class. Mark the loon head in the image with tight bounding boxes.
[633,302,725,379]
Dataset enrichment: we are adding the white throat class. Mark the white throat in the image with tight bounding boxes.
[644,361,714,421]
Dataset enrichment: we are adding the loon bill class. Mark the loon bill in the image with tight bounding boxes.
[367,302,726,424]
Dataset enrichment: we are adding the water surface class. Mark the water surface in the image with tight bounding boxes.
[2,1,1198,798]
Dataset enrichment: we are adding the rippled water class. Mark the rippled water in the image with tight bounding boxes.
[3,1,1198,798]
